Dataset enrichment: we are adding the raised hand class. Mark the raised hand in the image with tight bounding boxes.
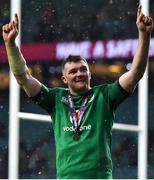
[136,5,153,34]
[2,14,19,46]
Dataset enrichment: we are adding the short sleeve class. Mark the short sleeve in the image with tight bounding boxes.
[102,80,131,109]
[30,84,56,114]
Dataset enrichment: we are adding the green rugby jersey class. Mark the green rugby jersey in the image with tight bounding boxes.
[31,80,130,179]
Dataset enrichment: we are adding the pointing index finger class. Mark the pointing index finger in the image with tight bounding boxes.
[14,13,19,30]
[137,5,142,18]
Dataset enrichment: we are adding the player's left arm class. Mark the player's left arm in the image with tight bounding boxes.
[119,5,153,93]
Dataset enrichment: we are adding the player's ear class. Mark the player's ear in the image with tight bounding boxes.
[61,75,68,84]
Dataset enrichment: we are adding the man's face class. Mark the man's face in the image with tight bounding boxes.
[62,60,91,95]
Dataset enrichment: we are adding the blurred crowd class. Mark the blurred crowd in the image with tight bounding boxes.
[19,137,56,179]
[22,0,138,42]
[0,0,140,44]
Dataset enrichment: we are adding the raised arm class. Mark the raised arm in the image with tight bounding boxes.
[2,14,42,97]
[119,5,153,93]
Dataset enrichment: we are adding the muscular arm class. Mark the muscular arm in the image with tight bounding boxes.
[15,68,42,97]
[2,14,41,97]
[119,5,153,93]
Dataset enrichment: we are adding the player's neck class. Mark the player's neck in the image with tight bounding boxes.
[69,87,91,96]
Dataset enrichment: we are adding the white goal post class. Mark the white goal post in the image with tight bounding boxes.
[8,0,149,179]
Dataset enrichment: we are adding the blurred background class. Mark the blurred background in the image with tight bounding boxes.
[0,0,154,178]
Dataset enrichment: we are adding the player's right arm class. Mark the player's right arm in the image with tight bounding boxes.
[2,14,42,97]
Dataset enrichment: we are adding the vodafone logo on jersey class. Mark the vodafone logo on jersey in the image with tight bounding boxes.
[63,124,91,132]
